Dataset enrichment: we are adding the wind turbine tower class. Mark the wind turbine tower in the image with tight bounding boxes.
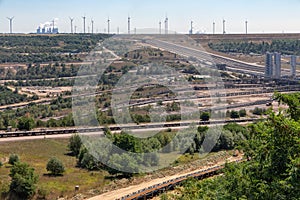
[213,22,215,34]
[107,18,110,34]
[165,16,169,34]
[69,17,74,34]
[7,17,15,34]
[91,19,94,34]
[82,15,86,34]
[159,21,162,34]
[190,21,193,35]
[245,20,248,34]
[128,16,131,34]
[223,19,226,34]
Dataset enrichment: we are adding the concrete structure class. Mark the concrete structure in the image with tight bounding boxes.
[265,52,282,78]
[291,55,297,78]
[265,52,273,77]
[274,52,281,79]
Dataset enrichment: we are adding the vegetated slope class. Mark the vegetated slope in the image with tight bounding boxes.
[165,92,300,200]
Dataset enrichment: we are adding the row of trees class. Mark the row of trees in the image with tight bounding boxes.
[0,85,38,106]
[209,39,300,55]
[0,34,108,63]
[5,78,74,87]
[0,97,74,131]
[68,122,248,177]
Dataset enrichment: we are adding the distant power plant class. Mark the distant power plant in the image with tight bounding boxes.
[37,19,59,34]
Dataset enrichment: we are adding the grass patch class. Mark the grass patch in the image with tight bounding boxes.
[0,139,108,199]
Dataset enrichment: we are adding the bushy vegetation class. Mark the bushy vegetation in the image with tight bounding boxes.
[8,154,20,165]
[200,112,210,121]
[0,34,108,63]
[9,162,38,199]
[0,85,38,106]
[5,78,75,87]
[165,92,300,200]
[209,39,300,55]
[46,157,65,176]
[0,96,74,130]
[69,123,248,177]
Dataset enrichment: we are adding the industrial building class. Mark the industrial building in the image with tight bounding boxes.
[36,20,59,34]
[37,26,58,34]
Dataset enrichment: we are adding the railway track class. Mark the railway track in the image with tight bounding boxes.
[113,84,300,109]
[0,119,260,139]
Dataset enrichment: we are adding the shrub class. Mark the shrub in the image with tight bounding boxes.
[37,187,49,200]
[230,111,240,119]
[8,154,19,165]
[200,112,210,121]
[9,162,38,199]
[68,134,82,157]
[239,109,247,117]
[46,157,65,176]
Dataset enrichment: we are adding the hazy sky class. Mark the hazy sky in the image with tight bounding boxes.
[0,0,300,34]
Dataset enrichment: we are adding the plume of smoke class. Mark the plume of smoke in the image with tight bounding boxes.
[38,18,59,29]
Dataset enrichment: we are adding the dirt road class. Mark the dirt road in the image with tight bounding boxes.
[87,156,242,200]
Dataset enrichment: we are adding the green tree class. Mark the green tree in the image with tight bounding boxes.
[239,109,247,117]
[17,116,35,131]
[230,110,240,119]
[9,162,38,199]
[108,153,139,178]
[169,92,300,200]
[46,157,65,176]
[68,134,82,157]
[9,154,19,166]
[78,147,98,170]
[200,112,210,121]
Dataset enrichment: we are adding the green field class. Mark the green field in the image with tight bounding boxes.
[0,139,107,199]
